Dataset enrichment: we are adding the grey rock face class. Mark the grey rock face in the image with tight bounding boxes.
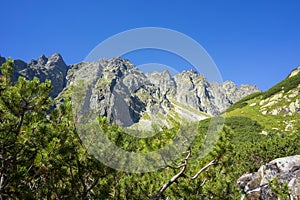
[172,71,259,116]
[1,53,68,98]
[1,54,260,127]
[69,58,148,127]
[68,58,260,127]
[237,155,300,200]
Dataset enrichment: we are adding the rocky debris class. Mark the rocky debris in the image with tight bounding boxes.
[259,88,300,117]
[237,155,300,200]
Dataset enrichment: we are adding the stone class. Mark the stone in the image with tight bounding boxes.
[270,156,300,172]
[237,155,300,200]
[288,91,299,98]
[285,123,294,131]
[261,110,268,115]
[290,102,297,113]
[270,108,281,116]
[260,131,268,135]
[269,92,283,102]
[259,99,266,106]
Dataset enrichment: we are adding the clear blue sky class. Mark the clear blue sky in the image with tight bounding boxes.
[1,0,300,91]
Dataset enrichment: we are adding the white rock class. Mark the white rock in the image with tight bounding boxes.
[288,66,300,78]
[285,123,293,131]
[269,93,283,102]
[261,110,268,115]
[289,102,296,113]
[259,99,266,106]
[261,100,277,108]
[260,131,268,135]
[270,155,300,172]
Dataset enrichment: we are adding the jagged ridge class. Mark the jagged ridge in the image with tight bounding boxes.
[0,54,260,129]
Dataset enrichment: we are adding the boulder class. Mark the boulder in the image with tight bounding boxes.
[237,155,300,200]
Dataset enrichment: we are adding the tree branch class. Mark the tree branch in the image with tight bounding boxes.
[190,159,217,180]
[153,147,218,199]
[153,147,191,200]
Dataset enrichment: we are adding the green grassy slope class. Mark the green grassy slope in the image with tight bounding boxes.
[224,66,300,133]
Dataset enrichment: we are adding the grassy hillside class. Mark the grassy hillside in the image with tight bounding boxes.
[213,67,300,198]
[224,66,300,133]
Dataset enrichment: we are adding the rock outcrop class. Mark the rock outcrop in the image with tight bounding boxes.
[259,88,300,117]
[237,155,300,200]
[289,66,300,78]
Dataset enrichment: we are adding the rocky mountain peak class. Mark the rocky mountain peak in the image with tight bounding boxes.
[106,57,135,71]
[1,54,262,128]
[67,58,261,128]
[48,53,63,61]
[46,53,67,69]
[4,53,68,98]
[37,54,48,65]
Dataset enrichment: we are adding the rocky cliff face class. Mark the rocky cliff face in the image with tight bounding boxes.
[0,54,68,98]
[1,54,260,128]
[67,57,260,129]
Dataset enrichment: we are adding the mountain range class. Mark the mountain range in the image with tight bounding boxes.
[0,53,299,199]
[0,53,260,129]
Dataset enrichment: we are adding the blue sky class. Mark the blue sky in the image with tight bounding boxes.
[1,0,300,91]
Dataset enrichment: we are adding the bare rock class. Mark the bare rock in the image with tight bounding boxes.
[237,155,300,200]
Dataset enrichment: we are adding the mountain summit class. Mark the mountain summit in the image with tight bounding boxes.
[0,53,68,98]
[1,54,260,128]
[66,57,260,128]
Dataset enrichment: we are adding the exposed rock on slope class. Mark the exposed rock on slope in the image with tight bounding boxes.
[225,65,300,133]
[258,66,300,117]
[68,57,260,128]
[237,155,300,200]
[289,66,300,78]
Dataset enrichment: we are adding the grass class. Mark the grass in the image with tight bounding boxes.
[262,70,300,99]
[224,92,262,113]
[224,96,300,133]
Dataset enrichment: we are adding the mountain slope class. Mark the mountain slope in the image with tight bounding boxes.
[67,57,260,129]
[221,66,300,199]
[225,66,300,133]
